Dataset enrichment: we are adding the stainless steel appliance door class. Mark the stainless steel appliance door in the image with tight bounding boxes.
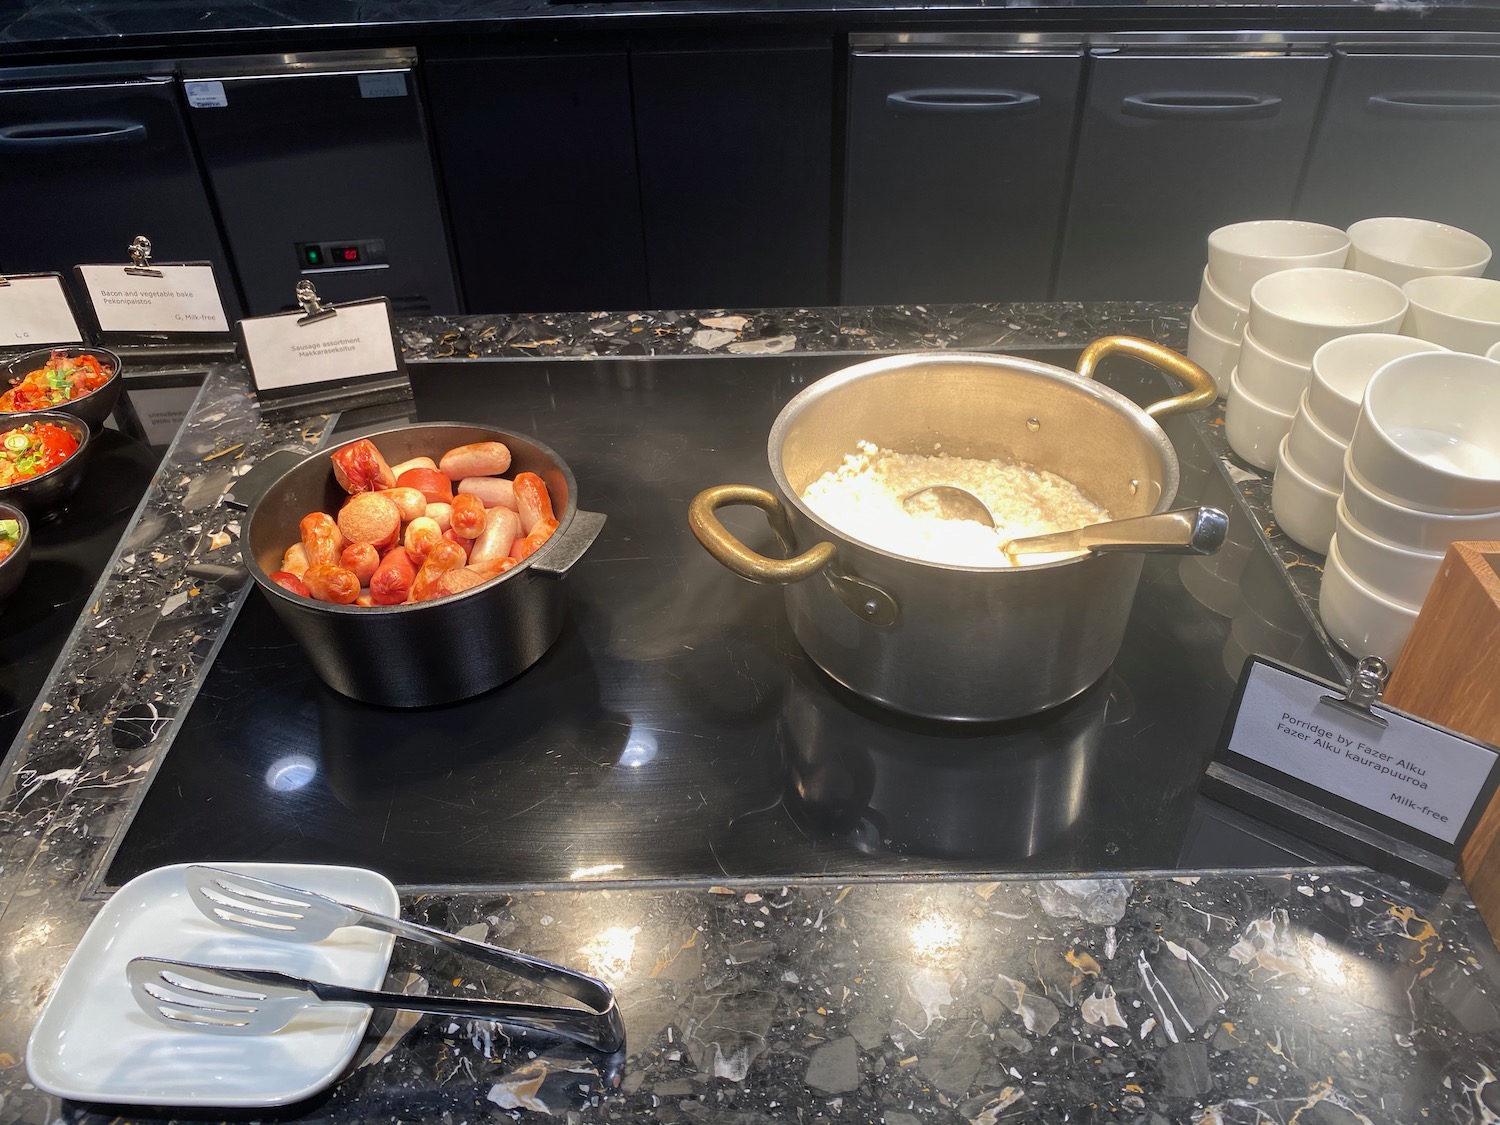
[842,38,1084,304]
[1297,48,1500,278]
[1055,48,1330,300]
[0,73,241,319]
[181,52,459,316]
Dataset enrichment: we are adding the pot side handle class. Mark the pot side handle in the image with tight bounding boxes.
[1074,335,1218,421]
[689,484,834,584]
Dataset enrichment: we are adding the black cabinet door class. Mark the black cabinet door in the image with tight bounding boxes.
[1298,50,1500,277]
[632,41,835,310]
[0,74,240,319]
[842,49,1083,304]
[424,48,647,315]
[1056,51,1329,300]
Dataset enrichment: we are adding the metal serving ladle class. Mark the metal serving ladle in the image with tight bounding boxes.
[902,485,1227,557]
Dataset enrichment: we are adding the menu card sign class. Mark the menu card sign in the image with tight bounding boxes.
[1206,656,1500,885]
[237,298,403,397]
[0,274,84,347]
[75,264,229,335]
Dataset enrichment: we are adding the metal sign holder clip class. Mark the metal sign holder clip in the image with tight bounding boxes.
[123,235,164,278]
[295,280,338,325]
[1319,656,1391,730]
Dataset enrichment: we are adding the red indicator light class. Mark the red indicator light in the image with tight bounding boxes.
[332,246,361,263]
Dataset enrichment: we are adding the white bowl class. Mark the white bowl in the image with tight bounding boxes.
[1402,275,1500,355]
[1272,436,1339,553]
[1341,454,1500,552]
[1319,536,1420,664]
[1225,368,1295,471]
[1187,306,1240,397]
[1248,268,1409,363]
[1490,340,1500,362]
[1206,220,1351,306]
[1285,391,1348,489]
[1348,350,1500,512]
[1197,266,1250,338]
[1238,328,1313,414]
[1308,332,1449,442]
[1346,217,1493,287]
[1333,497,1444,607]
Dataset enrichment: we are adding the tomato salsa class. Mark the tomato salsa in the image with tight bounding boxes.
[0,422,79,486]
[1,350,113,413]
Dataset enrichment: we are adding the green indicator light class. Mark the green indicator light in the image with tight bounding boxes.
[305,246,324,266]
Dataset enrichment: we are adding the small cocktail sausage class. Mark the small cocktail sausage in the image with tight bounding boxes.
[388,455,437,478]
[377,486,427,523]
[330,439,395,494]
[269,570,311,597]
[303,564,361,604]
[469,505,520,566]
[369,546,417,605]
[340,542,380,585]
[440,441,511,479]
[513,472,555,535]
[299,512,344,568]
[395,467,453,505]
[337,492,401,550]
[456,477,516,510]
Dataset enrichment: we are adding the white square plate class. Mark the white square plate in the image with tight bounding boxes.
[26,861,399,1107]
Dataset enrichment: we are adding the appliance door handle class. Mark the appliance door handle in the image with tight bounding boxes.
[1366,91,1500,119]
[0,120,149,150]
[1120,92,1282,120]
[886,89,1041,115]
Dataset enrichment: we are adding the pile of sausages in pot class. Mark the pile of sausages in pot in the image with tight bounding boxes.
[272,439,557,606]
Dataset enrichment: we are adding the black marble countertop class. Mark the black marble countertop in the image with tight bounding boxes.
[2,301,1500,1124]
[6,0,1500,59]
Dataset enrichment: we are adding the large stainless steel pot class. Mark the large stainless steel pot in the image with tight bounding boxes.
[690,336,1218,722]
[246,423,604,708]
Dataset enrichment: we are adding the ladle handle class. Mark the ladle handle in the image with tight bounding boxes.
[1005,506,1228,557]
[688,484,835,584]
[1074,335,1218,420]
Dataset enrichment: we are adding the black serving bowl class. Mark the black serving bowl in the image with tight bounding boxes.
[0,501,31,607]
[0,412,92,519]
[1,346,124,432]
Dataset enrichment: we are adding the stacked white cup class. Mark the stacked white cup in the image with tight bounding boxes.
[1320,351,1500,663]
[1226,267,1407,471]
[1270,333,1447,554]
[1189,220,1350,397]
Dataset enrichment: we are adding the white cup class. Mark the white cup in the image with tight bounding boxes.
[1346,217,1493,287]
[1333,498,1444,607]
[1347,350,1500,512]
[1308,333,1448,443]
[1272,435,1339,553]
[1225,368,1295,471]
[1285,391,1348,489]
[1186,306,1241,397]
[1342,454,1500,552]
[1206,220,1351,306]
[1196,266,1250,338]
[1238,329,1313,415]
[1402,275,1500,355]
[1319,536,1420,664]
[1249,268,1409,363]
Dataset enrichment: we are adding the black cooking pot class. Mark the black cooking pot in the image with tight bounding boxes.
[244,423,605,708]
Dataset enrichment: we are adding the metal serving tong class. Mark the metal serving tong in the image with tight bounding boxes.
[128,866,624,1052]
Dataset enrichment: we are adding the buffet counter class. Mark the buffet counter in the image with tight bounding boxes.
[2,302,1499,1124]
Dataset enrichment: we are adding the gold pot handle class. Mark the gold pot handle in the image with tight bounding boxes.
[689,484,836,584]
[1075,335,1218,421]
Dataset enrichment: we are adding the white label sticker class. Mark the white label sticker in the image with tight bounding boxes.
[239,302,399,392]
[1228,662,1495,844]
[0,276,83,347]
[358,72,408,99]
[185,80,228,108]
[77,264,230,334]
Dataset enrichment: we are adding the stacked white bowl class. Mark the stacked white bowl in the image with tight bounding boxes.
[1188,220,1351,397]
[1270,333,1447,553]
[1320,351,1500,663]
[1225,267,1408,470]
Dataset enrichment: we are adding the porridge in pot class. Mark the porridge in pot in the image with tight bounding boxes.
[800,442,1110,567]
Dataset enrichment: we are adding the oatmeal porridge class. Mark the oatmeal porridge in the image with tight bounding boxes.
[800,442,1110,567]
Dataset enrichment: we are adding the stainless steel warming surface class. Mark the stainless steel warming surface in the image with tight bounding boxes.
[106,351,1346,888]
